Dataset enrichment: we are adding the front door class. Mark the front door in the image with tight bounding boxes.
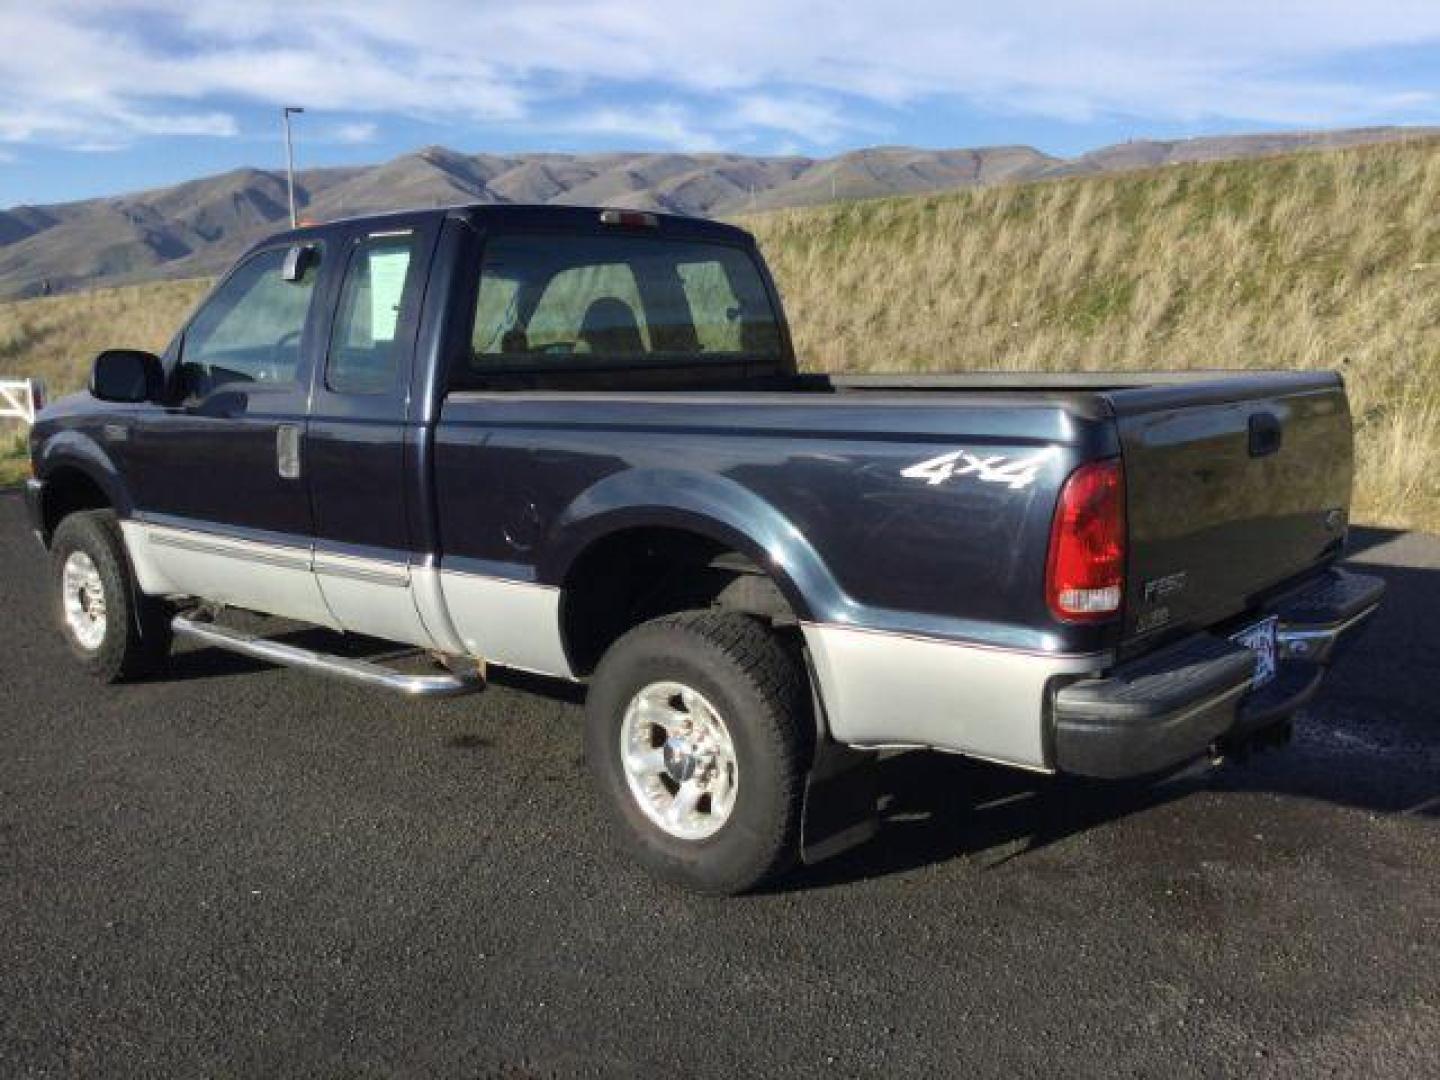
[124,242,336,625]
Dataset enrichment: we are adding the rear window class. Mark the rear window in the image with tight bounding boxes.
[463,234,783,377]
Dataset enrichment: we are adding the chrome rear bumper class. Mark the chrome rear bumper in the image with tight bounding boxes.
[1274,569,1387,664]
[1052,568,1384,779]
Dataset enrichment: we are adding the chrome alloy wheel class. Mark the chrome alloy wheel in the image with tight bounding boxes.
[61,550,107,651]
[619,681,739,841]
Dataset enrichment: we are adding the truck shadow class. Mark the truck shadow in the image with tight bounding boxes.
[783,753,1198,891]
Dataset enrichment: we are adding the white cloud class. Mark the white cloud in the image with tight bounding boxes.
[112,109,239,138]
[323,122,380,145]
[555,105,724,151]
[730,96,874,145]
[0,1,1437,152]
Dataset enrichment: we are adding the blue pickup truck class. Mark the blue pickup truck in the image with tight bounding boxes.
[24,204,1383,893]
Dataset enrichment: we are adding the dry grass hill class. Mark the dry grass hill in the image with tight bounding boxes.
[3,136,1438,532]
[1,126,1433,300]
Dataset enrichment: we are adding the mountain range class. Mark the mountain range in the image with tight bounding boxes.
[1,125,1434,299]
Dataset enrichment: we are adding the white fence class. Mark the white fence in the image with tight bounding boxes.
[0,378,43,426]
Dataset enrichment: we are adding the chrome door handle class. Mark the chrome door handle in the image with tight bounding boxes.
[276,424,302,479]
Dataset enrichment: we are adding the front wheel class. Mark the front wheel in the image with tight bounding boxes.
[584,611,812,895]
[49,510,172,682]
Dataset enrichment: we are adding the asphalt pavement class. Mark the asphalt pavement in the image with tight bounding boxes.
[1,488,1438,1078]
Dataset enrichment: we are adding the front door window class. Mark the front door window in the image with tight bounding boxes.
[179,246,320,400]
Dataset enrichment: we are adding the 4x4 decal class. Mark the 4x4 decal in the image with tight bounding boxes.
[900,449,1048,490]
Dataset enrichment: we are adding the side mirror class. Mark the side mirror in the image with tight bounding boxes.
[90,349,164,404]
[282,244,320,283]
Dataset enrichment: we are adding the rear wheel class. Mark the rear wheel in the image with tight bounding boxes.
[50,510,172,682]
[584,611,812,895]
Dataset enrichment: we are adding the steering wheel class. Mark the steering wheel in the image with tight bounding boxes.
[263,329,303,381]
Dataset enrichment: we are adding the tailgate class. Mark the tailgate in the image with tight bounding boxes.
[1111,373,1352,651]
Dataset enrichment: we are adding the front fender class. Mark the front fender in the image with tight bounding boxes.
[539,468,859,624]
[35,429,133,518]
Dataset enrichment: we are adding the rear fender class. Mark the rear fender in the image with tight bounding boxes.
[539,468,854,625]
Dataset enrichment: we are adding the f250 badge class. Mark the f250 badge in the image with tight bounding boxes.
[900,449,1047,490]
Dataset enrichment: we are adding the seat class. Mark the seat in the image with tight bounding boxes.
[577,297,645,355]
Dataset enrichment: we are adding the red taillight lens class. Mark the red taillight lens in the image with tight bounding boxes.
[1047,458,1126,622]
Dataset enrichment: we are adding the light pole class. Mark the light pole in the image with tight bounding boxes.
[282,106,305,226]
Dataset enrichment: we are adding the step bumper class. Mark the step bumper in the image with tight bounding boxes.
[1051,568,1384,779]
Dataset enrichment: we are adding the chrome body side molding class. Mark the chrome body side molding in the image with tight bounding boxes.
[124,520,438,650]
[312,550,442,652]
[802,623,1110,770]
[122,520,340,630]
[313,550,410,587]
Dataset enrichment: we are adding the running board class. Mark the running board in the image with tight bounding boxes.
[171,615,482,697]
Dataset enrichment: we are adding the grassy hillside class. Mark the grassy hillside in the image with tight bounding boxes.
[0,278,211,483]
[0,277,211,387]
[2,137,1438,528]
[747,137,1440,531]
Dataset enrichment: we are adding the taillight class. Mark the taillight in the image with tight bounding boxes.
[1047,458,1126,622]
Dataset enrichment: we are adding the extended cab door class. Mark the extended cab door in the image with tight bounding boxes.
[305,217,441,648]
[123,241,337,626]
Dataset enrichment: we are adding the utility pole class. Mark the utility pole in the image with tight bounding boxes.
[282,106,305,226]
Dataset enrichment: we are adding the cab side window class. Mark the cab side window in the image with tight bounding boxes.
[179,246,320,399]
[326,235,419,395]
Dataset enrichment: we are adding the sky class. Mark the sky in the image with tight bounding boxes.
[2,0,1439,208]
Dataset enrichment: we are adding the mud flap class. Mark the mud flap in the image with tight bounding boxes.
[799,741,879,865]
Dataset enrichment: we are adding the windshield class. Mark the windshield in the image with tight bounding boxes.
[464,234,784,375]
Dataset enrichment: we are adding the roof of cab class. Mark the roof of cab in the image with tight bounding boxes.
[265,203,756,248]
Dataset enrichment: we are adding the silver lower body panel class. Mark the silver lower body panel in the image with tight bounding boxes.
[437,570,573,679]
[122,520,340,631]
[802,623,1109,770]
[120,519,574,679]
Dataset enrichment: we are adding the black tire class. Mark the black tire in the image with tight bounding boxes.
[584,611,812,895]
[49,510,172,683]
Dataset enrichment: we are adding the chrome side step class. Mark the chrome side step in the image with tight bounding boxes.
[171,614,483,697]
